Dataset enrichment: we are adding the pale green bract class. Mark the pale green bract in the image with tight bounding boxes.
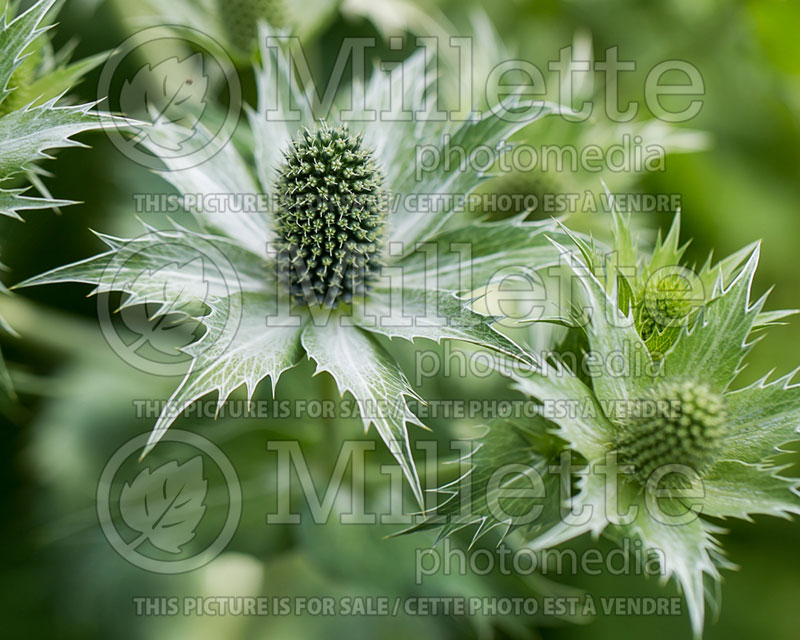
[18,29,572,504]
[415,209,800,636]
[0,0,131,396]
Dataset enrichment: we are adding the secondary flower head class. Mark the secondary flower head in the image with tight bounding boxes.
[418,209,800,636]
[20,29,565,503]
[613,379,728,485]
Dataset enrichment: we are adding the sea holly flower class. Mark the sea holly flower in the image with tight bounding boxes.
[415,210,800,635]
[18,34,568,503]
[0,0,130,396]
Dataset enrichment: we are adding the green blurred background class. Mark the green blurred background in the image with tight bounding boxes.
[1,0,799,638]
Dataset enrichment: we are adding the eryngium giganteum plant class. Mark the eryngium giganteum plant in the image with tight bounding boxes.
[18,30,575,504]
[414,209,800,636]
[0,0,128,397]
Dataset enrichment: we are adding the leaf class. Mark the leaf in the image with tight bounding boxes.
[695,242,757,297]
[0,0,56,107]
[641,321,682,358]
[116,256,213,354]
[535,478,616,557]
[643,211,688,283]
[16,227,307,455]
[701,459,800,520]
[353,50,434,233]
[752,308,799,330]
[17,228,267,306]
[512,362,615,460]
[120,456,207,554]
[519,455,731,639]
[346,47,566,249]
[0,186,73,219]
[615,496,727,639]
[410,417,567,545]
[301,321,426,506]
[0,2,131,219]
[394,218,565,293]
[3,50,107,113]
[354,286,531,364]
[145,291,306,454]
[249,23,311,191]
[0,99,130,180]
[719,369,800,464]
[608,200,638,277]
[660,247,764,393]
[142,123,272,256]
[126,255,211,315]
[550,237,654,410]
[0,1,127,217]
[386,98,561,247]
[0,0,102,393]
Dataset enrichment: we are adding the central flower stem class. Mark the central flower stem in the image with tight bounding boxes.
[274,125,386,308]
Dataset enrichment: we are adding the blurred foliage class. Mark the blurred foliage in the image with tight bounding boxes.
[1,0,799,638]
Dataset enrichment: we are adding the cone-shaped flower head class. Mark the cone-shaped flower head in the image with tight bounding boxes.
[274,125,386,307]
[613,380,728,485]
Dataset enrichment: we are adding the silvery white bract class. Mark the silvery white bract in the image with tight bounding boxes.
[19,29,571,503]
[416,209,800,636]
[0,0,130,396]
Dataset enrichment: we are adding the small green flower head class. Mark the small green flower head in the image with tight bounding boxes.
[217,0,286,53]
[274,125,387,307]
[613,380,728,485]
[638,272,694,341]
